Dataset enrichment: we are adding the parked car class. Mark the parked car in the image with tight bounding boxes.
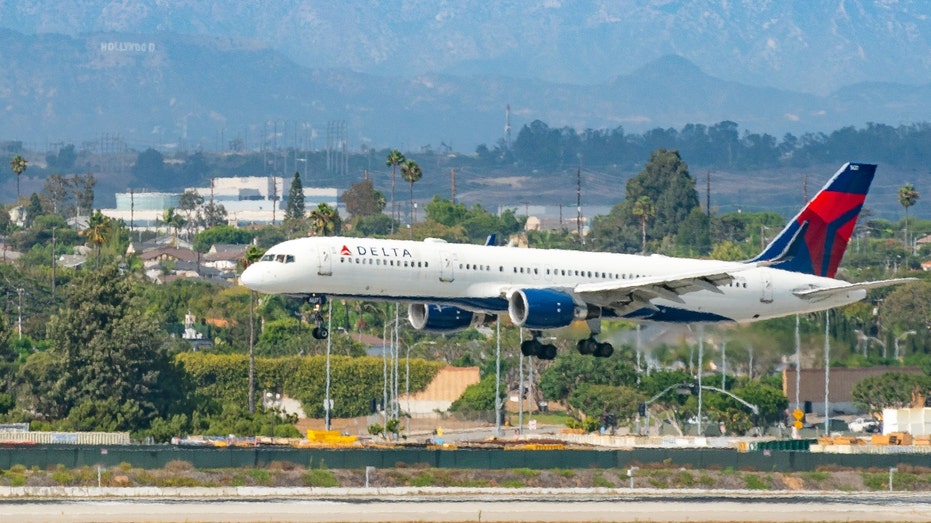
[849,417,880,433]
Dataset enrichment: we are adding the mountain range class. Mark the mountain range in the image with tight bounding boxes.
[1,1,930,153]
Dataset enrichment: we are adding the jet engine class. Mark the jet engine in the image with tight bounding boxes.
[408,303,486,333]
[508,288,595,329]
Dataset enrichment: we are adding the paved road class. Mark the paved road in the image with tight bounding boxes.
[1,489,927,522]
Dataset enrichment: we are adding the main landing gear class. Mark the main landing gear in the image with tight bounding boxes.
[519,332,615,360]
[576,336,614,358]
[520,331,557,360]
[307,294,329,340]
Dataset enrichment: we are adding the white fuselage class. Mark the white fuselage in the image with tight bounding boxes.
[241,236,866,324]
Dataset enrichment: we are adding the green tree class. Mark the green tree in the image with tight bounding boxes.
[852,372,929,415]
[538,350,638,404]
[9,155,26,201]
[677,207,711,255]
[132,148,166,182]
[200,200,227,229]
[42,174,72,217]
[341,179,386,218]
[898,183,920,253]
[43,265,178,432]
[400,159,423,238]
[285,171,306,220]
[73,173,96,217]
[162,208,186,242]
[24,193,43,226]
[45,144,76,171]
[385,149,406,234]
[310,203,341,237]
[449,374,505,412]
[178,190,205,237]
[879,281,931,348]
[239,244,265,415]
[592,149,699,253]
[631,195,655,254]
[82,210,113,268]
[567,383,645,424]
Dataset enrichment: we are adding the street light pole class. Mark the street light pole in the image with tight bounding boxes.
[16,287,23,340]
[495,319,502,437]
[697,326,704,436]
[405,339,435,434]
[325,301,332,431]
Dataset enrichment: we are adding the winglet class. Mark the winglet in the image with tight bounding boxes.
[750,163,875,278]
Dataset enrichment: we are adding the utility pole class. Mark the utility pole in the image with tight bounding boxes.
[450,169,456,204]
[706,170,711,217]
[51,227,56,299]
[16,287,24,340]
[576,166,583,241]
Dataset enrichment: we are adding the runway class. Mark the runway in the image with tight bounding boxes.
[1,490,928,522]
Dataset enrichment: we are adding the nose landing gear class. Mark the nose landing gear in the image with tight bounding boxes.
[307,294,329,340]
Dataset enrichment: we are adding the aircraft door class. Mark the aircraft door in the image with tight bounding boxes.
[439,252,454,282]
[760,271,773,303]
[317,247,333,276]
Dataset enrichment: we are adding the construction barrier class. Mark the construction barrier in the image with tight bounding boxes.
[3,445,931,471]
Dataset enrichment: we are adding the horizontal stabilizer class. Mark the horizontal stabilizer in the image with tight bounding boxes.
[793,278,916,300]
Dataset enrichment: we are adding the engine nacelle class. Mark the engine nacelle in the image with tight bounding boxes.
[408,303,484,333]
[508,288,591,329]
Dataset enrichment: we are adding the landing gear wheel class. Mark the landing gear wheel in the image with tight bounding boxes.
[520,339,539,357]
[593,342,614,358]
[312,326,329,340]
[577,337,597,355]
[539,344,557,360]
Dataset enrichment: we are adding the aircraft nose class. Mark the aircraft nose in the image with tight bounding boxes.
[240,264,264,291]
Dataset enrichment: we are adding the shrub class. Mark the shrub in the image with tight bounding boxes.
[302,469,338,487]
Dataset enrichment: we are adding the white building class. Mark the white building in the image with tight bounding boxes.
[103,176,339,228]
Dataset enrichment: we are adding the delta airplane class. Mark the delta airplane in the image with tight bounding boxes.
[241,162,912,360]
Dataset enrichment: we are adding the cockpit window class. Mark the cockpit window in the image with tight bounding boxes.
[261,253,296,264]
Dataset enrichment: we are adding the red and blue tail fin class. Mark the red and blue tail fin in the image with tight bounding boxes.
[750,162,875,278]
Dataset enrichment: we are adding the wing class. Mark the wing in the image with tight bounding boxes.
[573,264,754,316]
[793,278,916,301]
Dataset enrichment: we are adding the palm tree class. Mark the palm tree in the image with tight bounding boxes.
[385,149,405,234]
[898,183,920,255]
[310,203,340,236]
[162,208,186,245]
[400,159,423,239]
[9,155,27,201]
[632,195,655,254]
[83,210,113,268]
[239,244,265,415]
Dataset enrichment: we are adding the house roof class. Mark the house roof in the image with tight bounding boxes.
[204,244,248,262]
[138,246,199,263]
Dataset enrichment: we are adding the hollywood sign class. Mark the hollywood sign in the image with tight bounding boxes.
[100,42,156,53]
